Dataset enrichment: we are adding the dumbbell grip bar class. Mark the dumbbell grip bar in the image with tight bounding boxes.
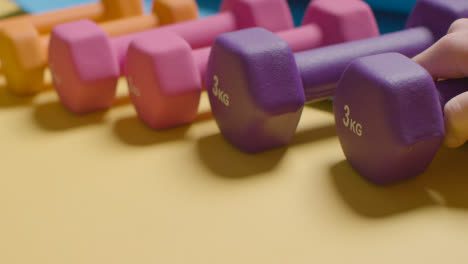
[0,3,105,34]
[101,14,159,37]
[113,12,238,73]
[161,12,238,50]
[192,25,323,83]
[295,27,435,103]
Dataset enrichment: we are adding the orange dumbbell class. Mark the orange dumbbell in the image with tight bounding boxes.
[0,0,145,34]
[0,0,198,95]
[0,0,145,77]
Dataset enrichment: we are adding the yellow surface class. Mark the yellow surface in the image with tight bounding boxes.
[1,76,468,263]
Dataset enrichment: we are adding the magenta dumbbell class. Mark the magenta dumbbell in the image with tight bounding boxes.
[48,0,294,114]
[334,53,468,184]
[125,0,379,130]
[204,0,468,153]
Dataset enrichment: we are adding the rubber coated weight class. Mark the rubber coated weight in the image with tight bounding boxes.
[334,53,468,184]
[0,0,144,34]
[0,0,198,95]
[0,0,144,93]
[204,0,468,154]
[50,0,294,114]
[125,0,379,130]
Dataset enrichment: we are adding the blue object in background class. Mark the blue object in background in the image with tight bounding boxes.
[364,0,416,14]
[11,0,408,33]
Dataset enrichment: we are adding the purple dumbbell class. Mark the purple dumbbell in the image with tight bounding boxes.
[125,0,379,130]
[205,0,467,153]
[334,53,468,185]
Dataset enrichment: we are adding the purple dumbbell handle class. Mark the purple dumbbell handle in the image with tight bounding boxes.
[111,12,237,74]
[437,78,468,107]
[295,27,435,102]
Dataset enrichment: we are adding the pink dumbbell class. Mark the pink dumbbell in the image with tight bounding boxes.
[125,0,379,130]
[49,0,294,114]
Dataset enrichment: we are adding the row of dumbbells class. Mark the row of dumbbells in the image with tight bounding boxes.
[0,0,467,185]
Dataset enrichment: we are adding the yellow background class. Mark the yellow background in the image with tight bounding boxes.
[1,74,468,263]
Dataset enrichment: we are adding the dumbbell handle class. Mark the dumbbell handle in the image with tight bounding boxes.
[102,14,160,37]
[295,27,435,103]
[161,12,238,50]
[1,3,106,34]
[113,12,238,74]
[192,25,323,84]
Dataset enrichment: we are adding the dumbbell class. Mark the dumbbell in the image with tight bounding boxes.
[0,0,198,95]
[49,0,294,114]
[334,53,468,184]
[204,0,468,154]
[0,0,144,77]
[125,0,379,130]
[0,0,144,34]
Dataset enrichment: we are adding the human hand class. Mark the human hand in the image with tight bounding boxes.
[413,19,468,148]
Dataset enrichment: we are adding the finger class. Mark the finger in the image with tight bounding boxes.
[448,18,468,34]
[413,31,468,79]
[444,91,468,148]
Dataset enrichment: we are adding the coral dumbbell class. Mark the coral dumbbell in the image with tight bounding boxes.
[204,0,467,153]
[334,53,468,184]
[126,0,379,129]
[1,0,198,95]
[50,0,294,114]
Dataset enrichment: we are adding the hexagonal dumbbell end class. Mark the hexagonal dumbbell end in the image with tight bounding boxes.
[126,30,201,130]
[333,53,445,184]
[49,20,120,114]
[302,0,379,46]
[406,0,468,41]
[206,28,305,153]
[0,21,47,95]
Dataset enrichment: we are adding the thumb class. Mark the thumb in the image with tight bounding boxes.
[447,18,468,34]
[444,91,468,148]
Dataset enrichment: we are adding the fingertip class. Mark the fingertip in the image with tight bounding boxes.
[443,131,465,148]
[448,18,468,35]
[443,93,468,148]
[414,31,468,79]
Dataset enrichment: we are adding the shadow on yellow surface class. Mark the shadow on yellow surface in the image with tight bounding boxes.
[308,100,334,114]
[32,93,135,131]
[197,133,287,179]
[0,79,34,107]
[292,123,337,146]
[112,111,213,146]
[33,100,106,131]
[197,122,337,179]
[331,145,468,218]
